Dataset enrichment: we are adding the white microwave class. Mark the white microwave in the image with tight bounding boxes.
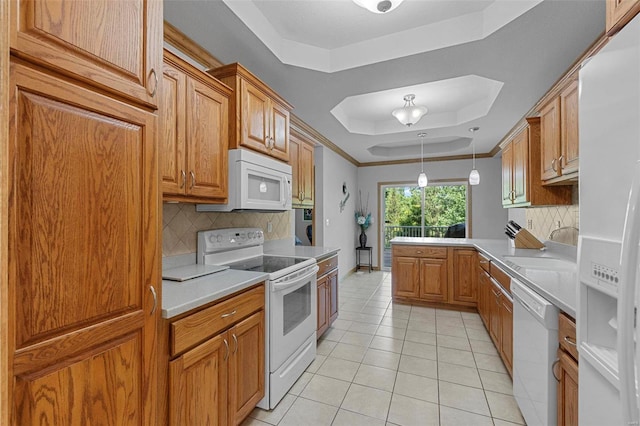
[197,149,292,212]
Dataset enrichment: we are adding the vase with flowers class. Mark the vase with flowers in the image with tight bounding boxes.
[354,191,372,248]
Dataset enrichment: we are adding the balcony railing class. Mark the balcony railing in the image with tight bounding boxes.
[383,225,449,248]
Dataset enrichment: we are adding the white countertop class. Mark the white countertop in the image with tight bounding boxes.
[391,237,578,317]
[162,269,269,319]
[265,246,340,261]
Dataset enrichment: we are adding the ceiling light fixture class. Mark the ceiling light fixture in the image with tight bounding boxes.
[352,0,404,14]
[417,132,428,188]
[392,94,428,127]
[468,127,480,186]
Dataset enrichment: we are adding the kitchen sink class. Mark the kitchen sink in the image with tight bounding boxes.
[503,256,577,271]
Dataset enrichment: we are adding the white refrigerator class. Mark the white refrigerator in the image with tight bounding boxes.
[578,12,640,426]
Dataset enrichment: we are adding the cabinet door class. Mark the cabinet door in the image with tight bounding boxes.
[501,295,513,375]
[540,98,561,181]
[451,249,478,305]
[557,349,579,426]
[169,333,228,426]
[300,140,315,206]
[606,0,640,34]
[489,282,502,347]
[317,277,329,337]
[560,80,579,175]
[10,0,162,107]
[512,129,529,205]
[501,142,514,206]
[392,256,420,299]
[9,62,158,424]
[270,101,290,162]
[228,311,265,426]
[419,258,448,302]
[160,61,187,195]
[329,270,339,324]
[290,136,301,203]
[240,79,270,154]
[478,269,491,327]
[186,77,229,200]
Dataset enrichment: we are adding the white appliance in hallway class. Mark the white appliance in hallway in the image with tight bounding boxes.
[198,228,318,410]
[578,13,640,425]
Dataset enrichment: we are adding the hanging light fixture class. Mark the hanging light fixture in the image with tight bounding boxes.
[392,94,428,127]
[352,0,404,14]
[417,132,428,188]
[468,127,480,186]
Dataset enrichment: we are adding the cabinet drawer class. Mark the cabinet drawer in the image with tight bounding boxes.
[478,253,491,273]
[318,255,338,277]
[171,284,265,356]
[490,264,511,293]
[393,245,447,259]
[559,312,578,360]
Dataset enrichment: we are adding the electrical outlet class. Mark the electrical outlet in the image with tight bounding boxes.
[527,219,533,229]
[267,222,273,233]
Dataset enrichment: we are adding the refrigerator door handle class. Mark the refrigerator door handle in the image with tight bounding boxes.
[618,160,640,426]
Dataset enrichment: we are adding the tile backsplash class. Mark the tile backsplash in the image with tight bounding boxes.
[163,203,292,257]
[525,185,579,245]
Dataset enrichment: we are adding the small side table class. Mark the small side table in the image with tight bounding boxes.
[356,246,373,273]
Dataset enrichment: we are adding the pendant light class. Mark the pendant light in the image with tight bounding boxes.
[417,132,428,187]
[352,0,404,14]
[392,94,428,127]
[468,127,480,185]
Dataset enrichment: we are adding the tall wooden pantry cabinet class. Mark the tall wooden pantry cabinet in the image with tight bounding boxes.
[2,0,163,424]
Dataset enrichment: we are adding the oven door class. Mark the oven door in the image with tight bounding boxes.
[269,264,318,371]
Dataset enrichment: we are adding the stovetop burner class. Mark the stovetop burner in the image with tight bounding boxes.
[225,255,310,274]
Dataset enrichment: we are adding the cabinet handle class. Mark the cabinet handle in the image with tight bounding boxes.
[232,334,238,354]
[190,171,195,189]
[510,190,516,202]
[551,158,557,172]
[416,251,422,254]
[180,170,186,189]
[563,336,577,347]
[223,339,229,361]
[270,137,275,150]
[552,358,561,381]
[148,68,158,97]
[221,310,237,318]
[479,260,489,264]
[149,285,157,315]
[492,290,501,298]
[558,155,565,169]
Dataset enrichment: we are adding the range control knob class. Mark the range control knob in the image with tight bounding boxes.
[248,231,254,239]
[216,235,223,243]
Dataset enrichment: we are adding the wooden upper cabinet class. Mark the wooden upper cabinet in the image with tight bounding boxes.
[10,0,162,108]
[208,63,293,163]
[9,61,159,424]
[539,78,579,184]
[450,249,478,305]
[290,131,315,208]
[540,97,561,181]
[560,80,580,176]
[161,50,231,203]
[501,118,572,208]
[607,0,640,35]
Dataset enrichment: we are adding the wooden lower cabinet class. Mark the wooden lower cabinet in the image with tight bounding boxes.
[500,295,513,373]
[316,255,339,338]
[557,313,578,426]
[391,245,476,307]
[165,285,265,426]
[477,268,491,327]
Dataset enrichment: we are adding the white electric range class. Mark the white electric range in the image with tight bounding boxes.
[197,228,318,409]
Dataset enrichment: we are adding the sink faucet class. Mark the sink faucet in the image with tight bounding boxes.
[548,226,580,242]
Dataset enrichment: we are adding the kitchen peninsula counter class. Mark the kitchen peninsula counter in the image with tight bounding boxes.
[391,237,577,317]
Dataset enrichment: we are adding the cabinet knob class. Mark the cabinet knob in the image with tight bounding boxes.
[149,286,157,315]
[148,68,158,97]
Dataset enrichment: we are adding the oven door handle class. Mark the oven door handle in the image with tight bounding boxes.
[271,265,319,292]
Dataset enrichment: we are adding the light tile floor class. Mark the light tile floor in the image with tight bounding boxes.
[243,271,525,426]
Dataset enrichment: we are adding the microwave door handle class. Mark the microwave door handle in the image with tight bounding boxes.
[272,266,319,291]
[619,160,640,426]
[283,177,291,207]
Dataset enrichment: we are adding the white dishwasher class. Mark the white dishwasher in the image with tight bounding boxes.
[511,278,559,426]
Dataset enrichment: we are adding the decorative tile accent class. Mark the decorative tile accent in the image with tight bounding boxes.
[162,203,291,257]
[525,184,579,245]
